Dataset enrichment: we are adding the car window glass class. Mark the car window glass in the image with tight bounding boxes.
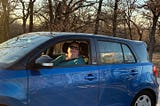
[98,41,123,64]
[0,35,51,64]
[122,44,136,63]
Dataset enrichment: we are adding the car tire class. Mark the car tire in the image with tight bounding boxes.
[131,91,155,106]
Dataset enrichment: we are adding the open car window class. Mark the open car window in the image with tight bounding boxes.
[36,40,90,67]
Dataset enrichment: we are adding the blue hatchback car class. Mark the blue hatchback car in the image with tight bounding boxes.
[0,32,159,106]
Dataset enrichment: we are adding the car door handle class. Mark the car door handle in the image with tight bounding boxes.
[119,69,138,80]
[84,74,97,81]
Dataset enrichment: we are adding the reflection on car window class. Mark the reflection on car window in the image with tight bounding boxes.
[0,34,51,64]
[98,41,136,64]
[98,41,123,64]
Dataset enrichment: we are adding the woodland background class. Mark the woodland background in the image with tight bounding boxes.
[0,0,160,68]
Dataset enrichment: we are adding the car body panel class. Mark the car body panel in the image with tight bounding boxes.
[28,66,99,106]
[98,63,142,106]
[0,69,28,106]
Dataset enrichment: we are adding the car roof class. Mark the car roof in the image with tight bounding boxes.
[25,32,144,44]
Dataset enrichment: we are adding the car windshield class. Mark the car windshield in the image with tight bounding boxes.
[0,34,51,64]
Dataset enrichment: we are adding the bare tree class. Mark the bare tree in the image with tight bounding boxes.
[130,20,143,40]
[125,0,136,39]
[19,0,36,33]
[143,0,160,61]
[112,0,119,37]
[6,0,156,43]
[19,0,29,33]
[121,0,137,40]
[0,0,9,42]
[94,0,103,34]
[48,0,54,31]
[29,0,36,32]
[46,0,96,32]
[9,0,21,24]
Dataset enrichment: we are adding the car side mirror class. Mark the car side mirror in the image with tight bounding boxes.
[34,62,54,69]
[41,63,54,67]
[35,55,54,68]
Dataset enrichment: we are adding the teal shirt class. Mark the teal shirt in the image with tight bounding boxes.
[52,54,85,66]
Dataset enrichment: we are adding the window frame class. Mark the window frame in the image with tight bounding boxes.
[27,35,95,69]
[121,44,137,64]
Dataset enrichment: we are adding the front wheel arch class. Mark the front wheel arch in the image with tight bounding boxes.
[131,89,156,106]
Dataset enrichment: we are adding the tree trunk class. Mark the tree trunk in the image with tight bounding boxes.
[128,21,132,40]
[94,0,103,34]
[148,15,159,61]
[20,0,27,33]
[112,0,119,37]
[29,0,36,32]
[22,17,27,33]
[48,0,54,31]
[0,0,9,42]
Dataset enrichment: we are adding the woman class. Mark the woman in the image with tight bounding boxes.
[52,41,85,66]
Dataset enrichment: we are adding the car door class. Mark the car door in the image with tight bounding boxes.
[0,69,28,106]
[96,40,141,106]
[27,37,100,106]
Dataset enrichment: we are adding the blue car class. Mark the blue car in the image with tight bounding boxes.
[0,32,159,106]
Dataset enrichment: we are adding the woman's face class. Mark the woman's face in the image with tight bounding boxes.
[67,43,79,57]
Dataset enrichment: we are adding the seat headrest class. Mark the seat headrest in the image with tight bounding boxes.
[62,43,70,53]
[80,43,88,56]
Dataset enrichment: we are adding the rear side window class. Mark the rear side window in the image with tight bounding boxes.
[98,41,135,64]
[132,42,149,62]
[98,41,123,64]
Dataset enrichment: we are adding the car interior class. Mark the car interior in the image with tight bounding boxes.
[36,40,90,66]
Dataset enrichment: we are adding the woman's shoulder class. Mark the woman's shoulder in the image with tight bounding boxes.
[76,55,86,63]
[52,54,65,62]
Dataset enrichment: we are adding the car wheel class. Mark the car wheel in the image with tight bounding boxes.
[131,91,155,106]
